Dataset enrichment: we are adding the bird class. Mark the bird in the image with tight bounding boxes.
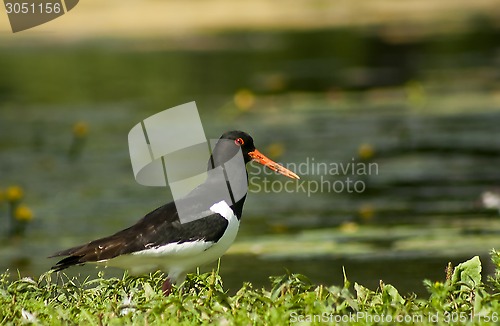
[49,130,299,294]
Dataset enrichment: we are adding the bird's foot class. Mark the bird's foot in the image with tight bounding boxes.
[162,278,173,296]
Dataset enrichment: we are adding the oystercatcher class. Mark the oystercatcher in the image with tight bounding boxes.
[50,130,299,294]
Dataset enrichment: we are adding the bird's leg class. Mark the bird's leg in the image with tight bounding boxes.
[162,278,173,296]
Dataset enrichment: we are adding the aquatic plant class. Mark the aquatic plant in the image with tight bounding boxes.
[2,185,34,238]
[68,121,89,161]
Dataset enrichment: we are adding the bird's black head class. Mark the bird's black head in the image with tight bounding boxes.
[210,130,255,168]
[209,130,299,179]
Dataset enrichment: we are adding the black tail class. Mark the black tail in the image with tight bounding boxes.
[50,255,85,272]
[48,233,130,272]
[48,244,88,271]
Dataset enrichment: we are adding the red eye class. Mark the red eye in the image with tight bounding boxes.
[235,138,244,146]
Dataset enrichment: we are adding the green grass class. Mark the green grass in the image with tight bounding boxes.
[2,252,500,325]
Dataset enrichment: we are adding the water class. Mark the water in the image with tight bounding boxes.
[1,25,500,297]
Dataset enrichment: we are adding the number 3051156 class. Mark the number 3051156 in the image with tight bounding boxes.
[5,2,61,14]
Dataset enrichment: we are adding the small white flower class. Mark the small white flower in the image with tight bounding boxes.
[21,309,37,323]
[119,295,136,316]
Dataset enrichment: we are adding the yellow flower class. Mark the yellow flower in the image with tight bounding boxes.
[234,89,255,111]
[6,185,23,202]
[266,142,285,159]
[270,223,289,234]
[0,188,4,203]
[339,221,358,234]
[73,121,89,138]
[358,143,375,160]
[358,203,375,221]
[14,205,33,222]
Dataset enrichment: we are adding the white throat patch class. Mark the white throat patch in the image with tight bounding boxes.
[210,200,236,221]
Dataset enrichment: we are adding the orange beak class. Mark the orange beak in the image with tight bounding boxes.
[248,149,300,180]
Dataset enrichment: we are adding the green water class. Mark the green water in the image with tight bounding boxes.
[1,24,500,296]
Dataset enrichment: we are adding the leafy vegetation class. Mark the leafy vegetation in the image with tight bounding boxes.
[2,251,500,325]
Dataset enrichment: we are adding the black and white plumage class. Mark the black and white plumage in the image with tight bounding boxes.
[49,130,299,294]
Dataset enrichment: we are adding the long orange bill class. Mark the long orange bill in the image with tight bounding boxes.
[248,149,300,180]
